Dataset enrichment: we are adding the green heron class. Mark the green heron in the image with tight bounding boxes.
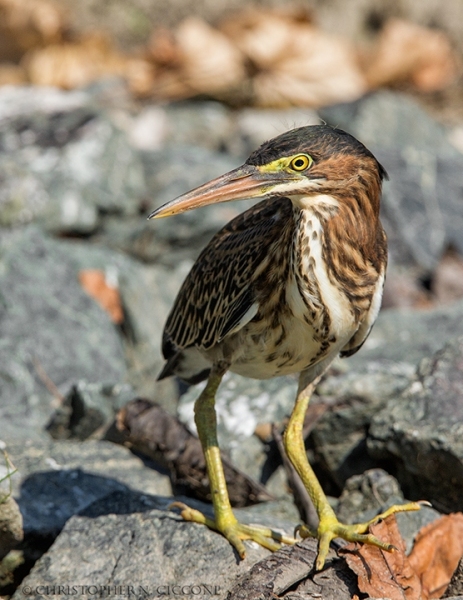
[149,125,423,570]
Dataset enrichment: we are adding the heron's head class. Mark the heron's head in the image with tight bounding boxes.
[148,125,386,220]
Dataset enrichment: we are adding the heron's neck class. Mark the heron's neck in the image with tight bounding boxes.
[291,189,386,319]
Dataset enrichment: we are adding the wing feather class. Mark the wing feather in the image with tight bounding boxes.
[162,197,293,358]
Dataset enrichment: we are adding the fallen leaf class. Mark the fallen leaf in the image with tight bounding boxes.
[342,515,424,600]
[222,8,366,108]
[78,269,124,325]
[408,513,463,599]
[0,0,66,62]
[174,17,246,95]
[365,19,459,92]
[147,27,182,68]
[124,57,157,97]
[23,32,133,90]
[0,63,27,85]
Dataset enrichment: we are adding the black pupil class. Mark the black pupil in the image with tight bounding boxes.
[295,158,305,168]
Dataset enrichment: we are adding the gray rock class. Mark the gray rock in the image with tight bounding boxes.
[0,496,23,561]
[445,558,463,598]
[127,101,319,159]
[0,86,145,234]
[117,257,191,403]
[98,144,254,264]
[163,102,236,153]
[173,279,463,512]
[179,373,297,450]
[50,237,176,399]
[368,336,463,512]
[45,380,135,440]
[345,298,463,367]
[6,439,172,539]
[13,493,272,600]
[320,91,463,270]
[19,233,179,408]
[311,361,415,488]
[0,228,127,443]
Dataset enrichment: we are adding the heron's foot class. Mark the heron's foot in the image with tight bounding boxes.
[170,502,296,558]
[297,501,430,571]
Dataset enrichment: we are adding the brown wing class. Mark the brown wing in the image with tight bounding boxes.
[162,197,293,359]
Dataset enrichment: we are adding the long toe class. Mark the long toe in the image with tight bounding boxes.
[171,502,296,558]
[298,501,427,571]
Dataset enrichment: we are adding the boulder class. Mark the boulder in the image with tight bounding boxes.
[0,228,127,442]
[0,86,145,235]
[369,336,463,512]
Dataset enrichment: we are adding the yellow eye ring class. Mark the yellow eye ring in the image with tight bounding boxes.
[290,154,312,171]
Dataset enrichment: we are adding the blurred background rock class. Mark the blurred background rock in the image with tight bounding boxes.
[1,0,463,598]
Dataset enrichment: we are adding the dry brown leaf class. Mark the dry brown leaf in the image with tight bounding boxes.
[0,0,66,61]
[124,57,156,97]
[23,32,129,89]
[222,10,297,70]
[365,18,459,91]
[78,269,124,325]
[149,69,192,102]
[222,8,366,108]
[147,27,183,68]
[174,17,246,95]
[0,63,27,85]
[342,515,424,600]
[408,513,463,599]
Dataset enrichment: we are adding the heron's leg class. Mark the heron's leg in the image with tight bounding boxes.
[284,369,425,571]
[172,362,296,558]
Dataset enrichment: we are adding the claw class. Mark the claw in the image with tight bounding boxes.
[171,502,296,557]
[297,501,427,571]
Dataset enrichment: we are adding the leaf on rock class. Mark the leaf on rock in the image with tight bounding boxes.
[408,513,463,599]
[342,515,424,600]
[78,269,124,324]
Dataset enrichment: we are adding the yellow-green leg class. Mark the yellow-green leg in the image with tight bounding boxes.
[172,362,296,557]
[284,370,425,571]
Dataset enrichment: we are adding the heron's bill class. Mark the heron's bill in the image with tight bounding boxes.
[148,164,275,219]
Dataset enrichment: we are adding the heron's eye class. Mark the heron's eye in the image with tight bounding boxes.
[289,155,312,171]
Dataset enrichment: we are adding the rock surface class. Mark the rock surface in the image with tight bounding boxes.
[6,439,171,540]
[0,228,127,443]
[311,360,415,489]
[0,86,145,234]
[1,81,463,597]
[0,496,23,561]
[369,336,463,512]
[346,298,463,367]
[11,488,306,600]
